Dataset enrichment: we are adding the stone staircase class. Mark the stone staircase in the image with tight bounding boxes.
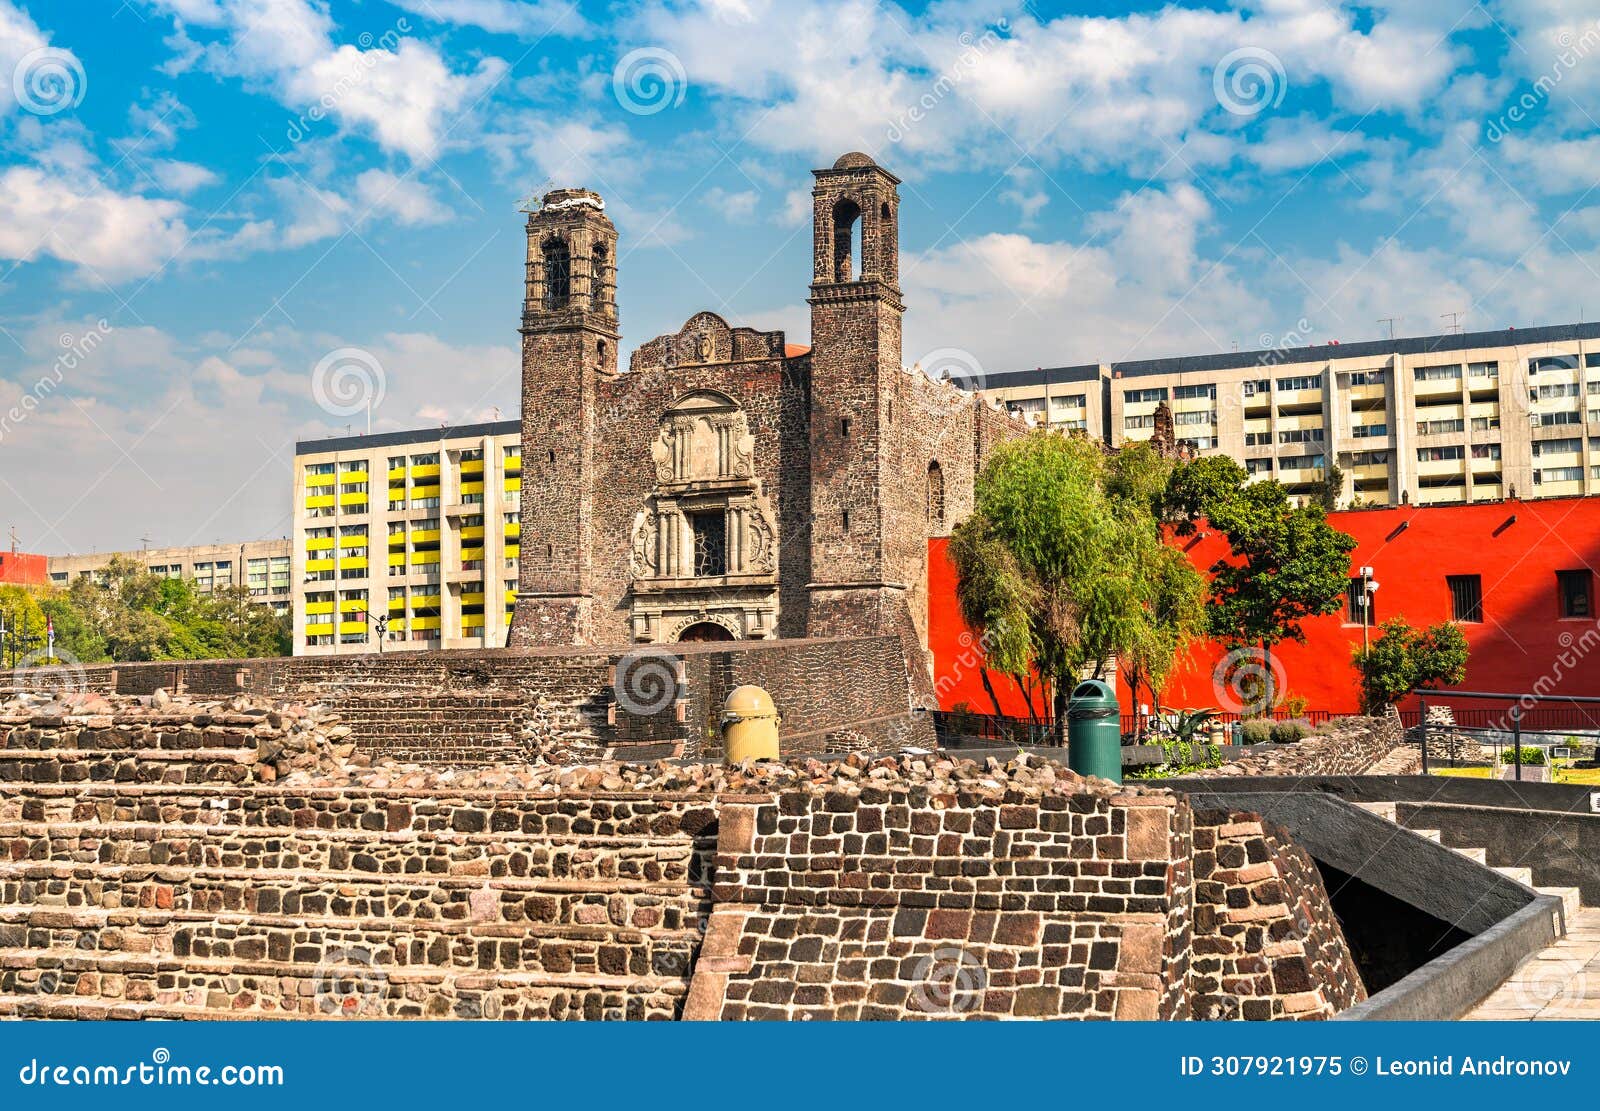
[0,755,717,1018]
[1355,801,1583,922]
[1355,800,1599,1021]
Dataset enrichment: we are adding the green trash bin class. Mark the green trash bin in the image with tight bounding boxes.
[1067,679,1122,784]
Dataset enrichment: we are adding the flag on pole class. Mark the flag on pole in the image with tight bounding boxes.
[46,614,54,660]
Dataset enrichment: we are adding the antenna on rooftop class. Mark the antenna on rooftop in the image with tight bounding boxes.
[1441,311,1464,335]
[1378,317,1395,342]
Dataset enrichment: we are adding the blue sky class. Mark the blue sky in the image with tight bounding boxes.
[2,0,1599,551]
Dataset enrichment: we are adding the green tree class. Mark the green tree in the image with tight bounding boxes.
[950,432,1206,742]
[0,585,50,666]
[1353,618,1470,713]
[1164,456,1357,712]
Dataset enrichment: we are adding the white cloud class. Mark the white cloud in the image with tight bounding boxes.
[0,165,192,282]
[353,169,448,225]
[388,0,587,38]
[149,0,509,160]
[703,186,759,222]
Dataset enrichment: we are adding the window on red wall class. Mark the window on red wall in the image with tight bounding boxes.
[1557,570,1593,619]
[1448,575,1483,623]
[1345,578,1374,624]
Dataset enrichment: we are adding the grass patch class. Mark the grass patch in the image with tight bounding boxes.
[1554,765,1600,785]
[1432,766,1492,779]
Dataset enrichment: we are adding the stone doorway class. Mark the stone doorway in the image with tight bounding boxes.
[677,621,736,643]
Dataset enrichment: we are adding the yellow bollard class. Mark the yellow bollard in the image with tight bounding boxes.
[722,685,780,764]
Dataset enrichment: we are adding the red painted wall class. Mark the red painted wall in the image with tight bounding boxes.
[928,495,1600,718]
[0,552,46,588]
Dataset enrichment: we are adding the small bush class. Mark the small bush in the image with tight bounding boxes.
[1269,720,1311,744]
[1240,720,1275,746]
[1501,746,1546,766]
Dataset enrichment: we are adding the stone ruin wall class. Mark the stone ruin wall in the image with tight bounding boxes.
[0,696,1380,1021]
[0,636,930,763]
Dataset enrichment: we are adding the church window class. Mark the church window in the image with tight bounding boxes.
[542,239,570,309]
[927,461,945,525]
[831,198,861,281]
[690,511,727,577]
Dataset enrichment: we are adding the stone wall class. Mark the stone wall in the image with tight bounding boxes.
[1189,810,1366,1020]
[1187,714,1404,779]
[1,636,927,764]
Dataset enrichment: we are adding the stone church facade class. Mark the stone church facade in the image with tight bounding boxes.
[509,153,1022,697]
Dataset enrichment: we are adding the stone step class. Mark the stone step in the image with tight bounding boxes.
[0,749,254,786]
[1411,828,1441,842]
[0,727,264,753]
[0,908,701,978]
[0,949,690,1020]
[1,783,718,838]
[1,861,711,928]
[0,820,707,884]
[1492,866,1534,885]
[1451,845,1488,865]
[1537,886,1583,922]
[1355,801,1397,822]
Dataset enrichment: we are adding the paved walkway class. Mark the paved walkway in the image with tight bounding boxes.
[1464,907,1600,1019]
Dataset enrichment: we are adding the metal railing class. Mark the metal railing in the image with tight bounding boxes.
[931,707,1337,747]
[1413,688,1600,779]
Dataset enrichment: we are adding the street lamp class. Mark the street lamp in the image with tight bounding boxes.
[1359,565,1380,653]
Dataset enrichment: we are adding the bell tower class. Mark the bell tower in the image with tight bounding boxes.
[805,152,910,642]
[509,189,619,646]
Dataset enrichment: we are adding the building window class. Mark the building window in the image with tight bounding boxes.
[1529,355,1578,374]
[1470,443,1502,461]
[1346,578,1374,624]
[1172,384,1215,400]
[1277,427,1324,444]
[1413,365,1462,381]
[1349,369,1386,386]
[1447,575,1483,623]
[1126,387,1168,404]
[1275,374,1322,391]
[690,512,727,577]
[1558,570,1592,618]
[841,417,851,437]
[1351,423,1388,438]
[1245,458,1272,476]
[926,461,945,525]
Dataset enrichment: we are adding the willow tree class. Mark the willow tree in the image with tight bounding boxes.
[949,432,1205,743]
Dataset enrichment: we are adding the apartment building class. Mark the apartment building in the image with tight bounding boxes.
[984,322,1600,507]
[292,420,522,656]
[48,541,293,612]
[975,363,1109,439]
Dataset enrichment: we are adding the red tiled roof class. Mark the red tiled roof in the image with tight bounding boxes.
[784,344,812,358]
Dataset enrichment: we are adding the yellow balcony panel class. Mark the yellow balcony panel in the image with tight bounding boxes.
[304,558,335,572]
[504,523,521,539]
[305,494,335,509]
[412,597,442,611]
[342,470,369,483]
[462,592,485,606]
[411,530,441,544]
[461,526,485,541]
[504,544,519,560]
[1350,464,1389,483]
[1346,382,1386,404]
[304,602,334,616]
[340,600,368,613]
[389,552,408,567]
[460,463,484,478]
[410,464,440,480]
[305,473,336,488]
[461,548,485,561]
[504,477,522,493]
[460,481,485,496]
[338,620,369,635]
[388,533,406,547]
[305,536,335,551]
[504,589,517,601]
[388,599,406,611]
[411,616,441,631]
[338,556,369,570]
[388,467,406,482]
[412,551,441,565]
[411,485,441,501]
[304,621,334,636]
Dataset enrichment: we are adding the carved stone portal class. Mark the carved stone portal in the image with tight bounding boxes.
[630,390,778,643]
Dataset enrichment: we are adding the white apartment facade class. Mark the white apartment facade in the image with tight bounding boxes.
[292,420,522,656]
